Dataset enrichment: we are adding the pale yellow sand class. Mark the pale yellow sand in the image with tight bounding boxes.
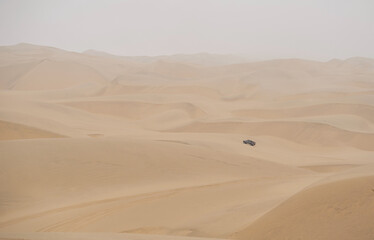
[0,120,65,140]
[233,175,374,240]
[0,43,373,240]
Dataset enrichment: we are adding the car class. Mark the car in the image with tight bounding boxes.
[243,139,256,146]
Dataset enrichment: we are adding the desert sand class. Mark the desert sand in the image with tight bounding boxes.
[0,43,373,240]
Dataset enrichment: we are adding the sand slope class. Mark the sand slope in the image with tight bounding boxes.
[234,175,374,240]
[0,44,373,240]
[0,120,65,140]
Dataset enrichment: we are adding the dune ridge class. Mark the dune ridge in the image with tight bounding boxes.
[0,120,65,140]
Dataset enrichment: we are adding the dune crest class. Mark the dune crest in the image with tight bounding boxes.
[0,120,65,140]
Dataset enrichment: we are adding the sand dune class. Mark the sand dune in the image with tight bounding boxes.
[0,136,305,215]
[233,103,374,122]
[0,232,226,240]
[234,175,374,240]
[63,100,205,120]
[9,60,107,91]
[172,121,374,150]
[0,120,65,140]
[0,61,40,89]
[0,44,373,240]
[84,50,251,67]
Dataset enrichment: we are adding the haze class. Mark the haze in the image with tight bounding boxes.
[0,0,373,60]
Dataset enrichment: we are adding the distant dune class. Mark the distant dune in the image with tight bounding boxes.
[0,43,373,240]
[83,49,252,66]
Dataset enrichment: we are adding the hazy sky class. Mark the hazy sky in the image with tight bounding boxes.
[0,0,373,60]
